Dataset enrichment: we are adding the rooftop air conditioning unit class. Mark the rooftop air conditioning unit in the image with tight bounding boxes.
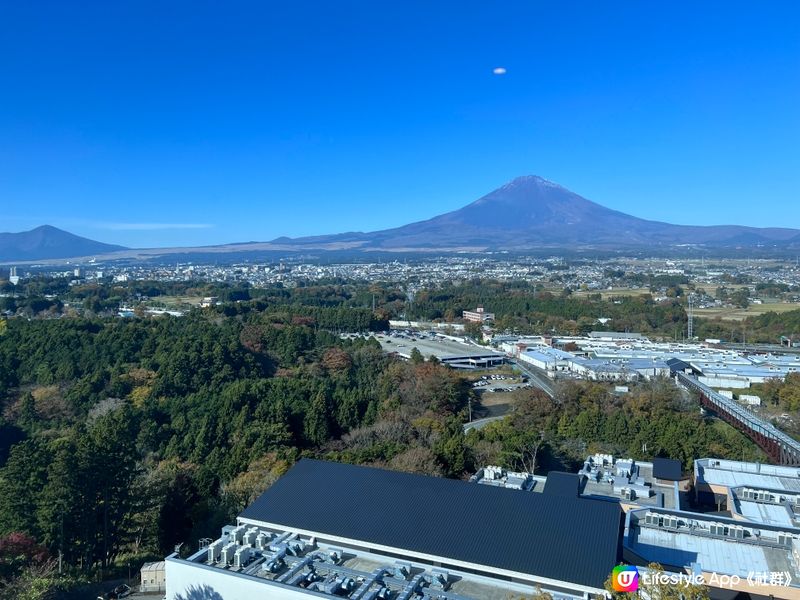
[220,542,238,565]
[233,546,252,568]
[243,528,258,547]
[207,540,223,563]
[255,532,270,550]
[231,525,246,544]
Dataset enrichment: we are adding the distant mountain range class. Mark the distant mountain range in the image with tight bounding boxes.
[0,225,126,262]
[273,175,800,251]
[3,177,799,262]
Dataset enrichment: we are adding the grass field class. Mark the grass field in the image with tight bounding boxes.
[694,302,800,321]
[148,295,205,308]
[569,287,652,299]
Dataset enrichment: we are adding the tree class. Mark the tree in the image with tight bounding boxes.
[512,430,546,474]
[223,454,290,512]
[0,532,48,580]
[303,391,331,446]
[0,441,48,537]
[409,347,424,364]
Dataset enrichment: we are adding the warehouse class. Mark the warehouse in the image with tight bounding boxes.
[624,507,800,598]
[166,459,623,600]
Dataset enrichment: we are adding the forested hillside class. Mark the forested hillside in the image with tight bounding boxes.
[0,289,766,597]
[0,307,471,596]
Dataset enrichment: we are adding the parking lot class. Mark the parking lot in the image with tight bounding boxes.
[374,331,481,358]
[472,373,530,393]
[369,331,505,367]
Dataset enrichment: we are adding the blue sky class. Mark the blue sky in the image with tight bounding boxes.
[1,1,798,248]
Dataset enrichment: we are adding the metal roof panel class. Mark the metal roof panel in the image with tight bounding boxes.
[240,459,622,589]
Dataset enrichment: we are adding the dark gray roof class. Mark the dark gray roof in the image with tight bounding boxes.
[666,358,694,374]
[653,458,683,481]
[240,459,621,589]
[543,471,583,497]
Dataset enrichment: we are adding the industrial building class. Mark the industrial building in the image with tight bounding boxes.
[139,561,166,593]
[166,459,623,600]
[623,508,800,598]
[577,455,688,511]
[466,457,800,597]
[729,485,800,528]
[376,333,505,369]
[461,306,495,323]
[497,332,800,390]
[471,455,690,512]
[694,458,800,512]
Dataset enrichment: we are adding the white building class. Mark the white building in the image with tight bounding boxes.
[166,459,622,600]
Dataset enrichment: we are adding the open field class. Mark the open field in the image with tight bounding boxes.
[569,287,652,299]
[148,294,205,307]
[694,302,800,321]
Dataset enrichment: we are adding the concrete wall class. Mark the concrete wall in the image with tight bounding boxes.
[166,556,328,600]
[698,376,750,389]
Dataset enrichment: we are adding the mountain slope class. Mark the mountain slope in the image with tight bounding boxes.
[0,225,127,261]
[276,175,800,250]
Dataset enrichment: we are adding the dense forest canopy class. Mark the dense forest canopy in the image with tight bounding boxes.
[0,279,784,598]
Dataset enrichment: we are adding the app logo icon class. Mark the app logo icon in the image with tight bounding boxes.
[612,565,639,592]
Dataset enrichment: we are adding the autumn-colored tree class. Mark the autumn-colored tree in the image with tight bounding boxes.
[322,347,352,374]
[0,532,49,579]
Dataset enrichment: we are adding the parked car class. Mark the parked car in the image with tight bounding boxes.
[97,584,131,600]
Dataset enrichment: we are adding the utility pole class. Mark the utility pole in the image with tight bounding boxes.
[687,293,694,340]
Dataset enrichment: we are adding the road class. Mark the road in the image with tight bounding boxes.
[462,361,556,432]
[463,415,505,432]
[509,360,556,398]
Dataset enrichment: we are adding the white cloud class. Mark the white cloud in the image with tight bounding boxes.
[492,67,507,75]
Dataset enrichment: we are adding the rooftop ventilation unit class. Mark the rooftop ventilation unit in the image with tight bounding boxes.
[231,525,247,544]
[429,569,449,591]
[394,562,411,580]
[319,577,356,596]
[255,532,271,550]
[243,527,259,547]
[376,587,391,600]
[207,540,223,563]
[220,542,238,566]
[326,548,343,564]
[233,546,252,568]
[263,556,285,573]
[287,540,306,556]
[644,513,659,526]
